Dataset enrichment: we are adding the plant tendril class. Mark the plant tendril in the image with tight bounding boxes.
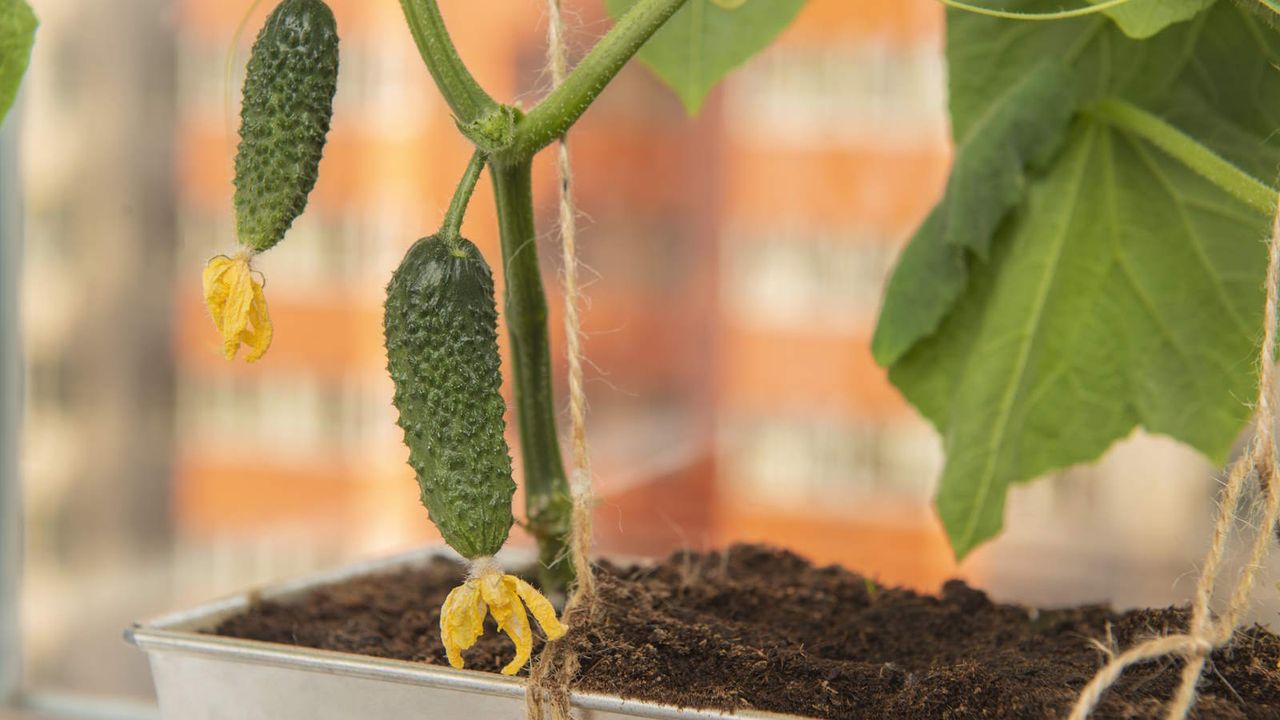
[225,0,268,137]
[938,0,1134,21]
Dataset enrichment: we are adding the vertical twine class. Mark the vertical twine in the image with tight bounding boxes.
[1069,201,1280,720]
[547,0,596,601]
[526,2,594,718]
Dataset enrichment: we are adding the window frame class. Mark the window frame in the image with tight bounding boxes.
[2,106,24,713]
[0,107,158,720]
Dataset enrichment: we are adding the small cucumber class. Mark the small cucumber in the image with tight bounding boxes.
[384,235,516,559]
[234,0,339,252]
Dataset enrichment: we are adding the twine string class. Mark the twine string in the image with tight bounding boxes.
[1069,201,1280,720]
[546,0,594,606]
[526,2,595,718]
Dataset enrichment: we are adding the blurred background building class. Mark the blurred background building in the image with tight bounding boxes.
[11,0,1253,707]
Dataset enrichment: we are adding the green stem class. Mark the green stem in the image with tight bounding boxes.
[490,159,573,589]
[507,0,689,160]
[1089,98,1277,216]
[439,150,486,248]
[399,0,497,124]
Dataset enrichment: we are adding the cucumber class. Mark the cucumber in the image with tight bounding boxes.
[234,0,339,253]
[384,235,516,559]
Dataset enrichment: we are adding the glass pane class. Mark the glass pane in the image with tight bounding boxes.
[15,0,1273,706]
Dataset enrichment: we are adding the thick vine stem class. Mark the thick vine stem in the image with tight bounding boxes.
[399,0,498,124]
[490,159,574,589]
[505,0,689,160]
[440,150,487,249]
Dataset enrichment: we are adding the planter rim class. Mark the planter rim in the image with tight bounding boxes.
[126,545,802,720]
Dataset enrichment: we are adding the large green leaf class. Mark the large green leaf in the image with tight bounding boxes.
[874,0,1280,558]
[871,61,1076,365]
[604,0,807,115]
[0,0,34,127]
[1088,0,1214,38]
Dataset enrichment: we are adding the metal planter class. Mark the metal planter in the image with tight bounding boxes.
[128,547,800,720]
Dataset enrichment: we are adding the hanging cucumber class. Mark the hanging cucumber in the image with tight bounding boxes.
[383,153,564,675]
[203,0,340,363]
[384,234,516,559]
[234,0,340,252]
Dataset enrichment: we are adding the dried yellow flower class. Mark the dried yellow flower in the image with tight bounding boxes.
[202,251,272,362]
[440,558,567,675]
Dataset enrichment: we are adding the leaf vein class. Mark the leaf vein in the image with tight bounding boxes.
[1122,130,1253,339]
[955,128,1096,551]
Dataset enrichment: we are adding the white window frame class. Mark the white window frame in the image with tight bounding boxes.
[2,105,25,713]
[0,105,159,720]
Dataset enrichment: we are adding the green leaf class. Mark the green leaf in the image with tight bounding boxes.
[875,1,1280,558]
[0,0,35,127]
[871,61,1076,366]
[603,0,807,115]
[1088,0,1214,38]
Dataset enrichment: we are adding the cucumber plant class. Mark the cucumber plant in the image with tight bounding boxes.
[201,0,809,671]
[199,0,1280,676]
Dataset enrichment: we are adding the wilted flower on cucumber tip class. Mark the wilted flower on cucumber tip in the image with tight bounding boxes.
[440,557,567,675]
[202,250,273,363]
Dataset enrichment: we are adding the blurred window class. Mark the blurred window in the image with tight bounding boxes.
[724,40,947,149]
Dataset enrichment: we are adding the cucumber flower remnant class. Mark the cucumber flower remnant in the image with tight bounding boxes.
[202,251,272,362]
[441,557,566,675]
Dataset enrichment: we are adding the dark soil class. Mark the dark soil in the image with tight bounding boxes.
[213,544,1280,719]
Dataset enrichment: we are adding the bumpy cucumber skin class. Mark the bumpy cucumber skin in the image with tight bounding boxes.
[384,236,516,559]
[234,0,339,253]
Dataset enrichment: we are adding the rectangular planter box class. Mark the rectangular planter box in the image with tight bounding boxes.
[128,547,800,720]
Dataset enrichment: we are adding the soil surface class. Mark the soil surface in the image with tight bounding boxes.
[213,545,1280,719]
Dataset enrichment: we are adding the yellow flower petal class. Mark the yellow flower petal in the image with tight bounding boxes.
[241,279,274,362]
[440,582,486,669]
[202,256,233,317]
[513,577,567,642]
[438,561,567,676]
[479,571,531,675]
[497,578,536,676]
[202,251,273,362]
